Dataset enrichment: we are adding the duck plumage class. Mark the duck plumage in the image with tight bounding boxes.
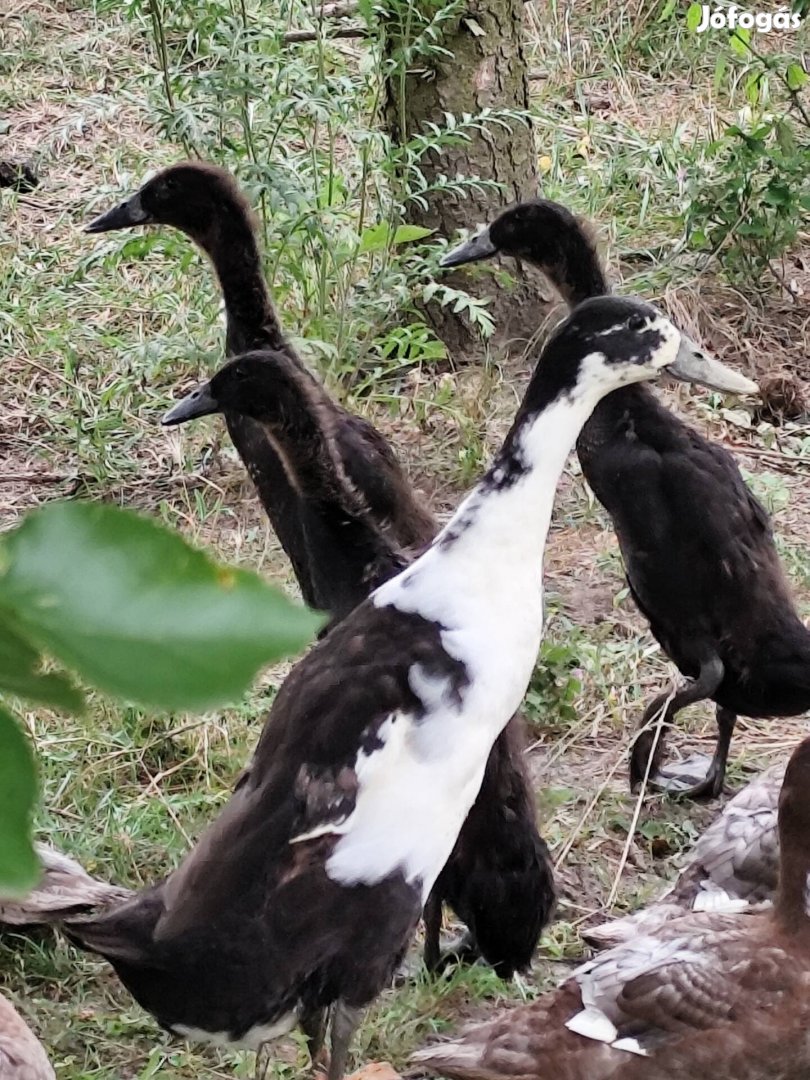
[0,844,131,926]
[0,997,54,1080]
[584,761,792,948]
[414,736,810,1080]
[87,164,553,977]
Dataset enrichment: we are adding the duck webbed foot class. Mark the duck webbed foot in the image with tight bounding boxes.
[630,658,727,799]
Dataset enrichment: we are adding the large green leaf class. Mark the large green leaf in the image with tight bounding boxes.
[0,618,84,711]
[0,706,38,897]
[0,502,323,710]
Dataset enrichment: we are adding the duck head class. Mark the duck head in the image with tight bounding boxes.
[162,351,293,426]
[444,203,758,397]
[85,162,251,245]
[521,295,757,414]
[442,200,588,267]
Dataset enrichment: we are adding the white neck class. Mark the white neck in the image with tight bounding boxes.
[375,387,599,618]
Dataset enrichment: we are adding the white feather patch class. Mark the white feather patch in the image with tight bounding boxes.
[565,1006,617,1043]
[692,888,751,915]
[612,1038,649,1057]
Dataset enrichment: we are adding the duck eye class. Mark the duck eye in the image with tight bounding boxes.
[627,314,647,332]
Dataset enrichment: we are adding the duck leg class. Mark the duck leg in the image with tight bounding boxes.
[423,894,481,975]
[327,1001,363,1080]
[630,655,724,798]
[687,706,736,800]
[255,1044,271,1080]
[422,892,443,973]
[302,1006,330,1073]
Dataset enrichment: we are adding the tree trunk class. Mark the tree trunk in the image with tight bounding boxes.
[384,0,541,359]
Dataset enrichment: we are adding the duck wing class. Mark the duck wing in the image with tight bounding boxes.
[585,764,786,947]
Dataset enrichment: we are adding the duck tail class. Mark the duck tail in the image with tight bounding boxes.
[581,902,686,949]
[411,1042,487,1079]
[0,844,132,926]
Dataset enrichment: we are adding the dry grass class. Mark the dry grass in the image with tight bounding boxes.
[0,0,808,1076]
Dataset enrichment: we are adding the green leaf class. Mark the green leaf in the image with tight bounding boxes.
[786,63,808,91]
[358,222,391,254]
[0,707,38,897]
[729,27,750,56]
[0,619,84,711]
[658,0,677,20]
[686,2,703,31]
[392,224,434,245]
[0,502,323,711]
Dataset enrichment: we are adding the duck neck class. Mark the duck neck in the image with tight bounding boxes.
[774,813,810,935]
[532,229,609,307]
[428,385,600,591]
[197,211,287,356]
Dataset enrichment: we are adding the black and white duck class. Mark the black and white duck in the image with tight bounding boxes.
[87,162,554,978]
[440,202,807,803]
[162,347,555,977]
[57,297,738,1078]
[414,734,810,1080]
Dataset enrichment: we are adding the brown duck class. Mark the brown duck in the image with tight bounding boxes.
[0,996,54,1080]
[414,735,810,1080]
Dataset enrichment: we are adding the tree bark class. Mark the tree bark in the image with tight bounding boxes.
[384,0,541,359]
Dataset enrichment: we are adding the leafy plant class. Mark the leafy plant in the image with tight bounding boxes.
[681,28,809,290]
[684,114,810,287]
[0,502,321,896]
[524,640,583,730]
[110,0,522,394]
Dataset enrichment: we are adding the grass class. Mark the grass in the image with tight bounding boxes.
[1,0,809,1076]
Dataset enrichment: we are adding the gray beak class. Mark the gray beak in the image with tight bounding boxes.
[161,382,220,426]
[440,226,498,268]
[85,192,150,233]
[668,335,759,395]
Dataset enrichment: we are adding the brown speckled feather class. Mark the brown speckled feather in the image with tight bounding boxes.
[0,996,54,1080]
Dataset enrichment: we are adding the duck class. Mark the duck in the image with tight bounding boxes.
[414,733,810,1080]
[441,201,807,803]
[56,297,730,1079]
[0,996,54,1080]
[84,161,435,610]
[162,346,556,977]
[583,760,790,949]
[86,163,554,979]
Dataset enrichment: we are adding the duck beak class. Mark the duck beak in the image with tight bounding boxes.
[84,192,150,233]
[668,335,759,395]
[440,226,498,268]
[161,382,220,426]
